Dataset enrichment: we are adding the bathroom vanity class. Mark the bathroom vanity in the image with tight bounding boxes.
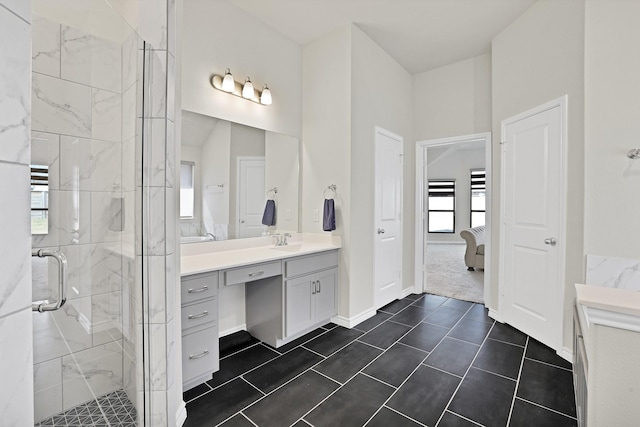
[180,235,341,390]
[573,284,640,426]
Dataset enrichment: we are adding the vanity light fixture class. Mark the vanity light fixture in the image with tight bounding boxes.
[242,77,254,99]
[260,84,272,105]
[210,69,272,106]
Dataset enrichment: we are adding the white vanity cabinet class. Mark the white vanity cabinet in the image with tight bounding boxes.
[181,271,219,391]
[284,251,338,338]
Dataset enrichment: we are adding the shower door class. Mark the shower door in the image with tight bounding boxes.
[30,1,151,425]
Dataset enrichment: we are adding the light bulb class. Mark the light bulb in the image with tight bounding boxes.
[260,85,272,105]
[221,68,234,92]
[242,77,254,99]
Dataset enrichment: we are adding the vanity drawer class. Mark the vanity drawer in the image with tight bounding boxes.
[224,261,282,287]
[182,327,219,385]
[181,298,217,332]
[285,250,339,278]
[181,272,218,305]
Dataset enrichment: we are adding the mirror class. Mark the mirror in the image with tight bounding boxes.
[180,110,299,242]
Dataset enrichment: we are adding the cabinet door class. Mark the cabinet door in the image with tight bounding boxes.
[314,268,337,322]
[285,274,315,337]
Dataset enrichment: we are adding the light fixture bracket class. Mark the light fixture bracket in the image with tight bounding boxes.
[211,74,269,105]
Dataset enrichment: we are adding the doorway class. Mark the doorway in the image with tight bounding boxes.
[415,133,492,303]
[236,157,266,238]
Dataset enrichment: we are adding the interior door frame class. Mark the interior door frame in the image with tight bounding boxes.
[374,126,404,308]
[236,156,266,238]
[414,132,492,303]
[498,96,568,352]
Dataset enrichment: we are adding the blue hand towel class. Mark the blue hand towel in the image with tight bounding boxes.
[323,199,335,231]
[262,199,276,226]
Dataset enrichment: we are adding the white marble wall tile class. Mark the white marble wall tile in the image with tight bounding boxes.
[167,53,175,122]
[146,118,166,186]
[165,253,175,323]
[60,136,121,192]
[586,254,640,291]
[31,131,60,190]
[0,6,30,164]
[0,163,31,317]
[122,31,138,92]
[92,89,122,143]
[31,252,54,301]
[122,136,136,192]
[146,187,166,255]
[139,0,167,51]
[148,50,167,118]
[166,318,175,389]
[62,341,123,404]
[61,375,92,410]
[149,390,167,427]
[148,255,166,324]
[33,312,70,364]
[32,15,61,78]
[122,83,137,142]
[1,0,30,22]
[166,119,175,188]
[33,358,63,422]
[0,309,34,426]
[150,324,167,390]
[91,191,126,244]
[165,187,176,255]
[92,290,121,335]
[47,189,91,245]
[61,25,122,93]
[32,73,91,138]
[50,297,93,352]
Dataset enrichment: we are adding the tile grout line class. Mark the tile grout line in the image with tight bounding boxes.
[515,396,579,420]
[434,314,498,427]
[442,410,485,426]
[381,405,429,427]
[523,355,573,372]
[505,336,529,425]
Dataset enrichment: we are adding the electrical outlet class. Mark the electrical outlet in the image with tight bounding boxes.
[313,209,319,222]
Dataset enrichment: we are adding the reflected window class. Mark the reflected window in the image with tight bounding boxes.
[180,162,195,218]
[31,165,49,235]
[470,169,486,228]
[427,179,455,233]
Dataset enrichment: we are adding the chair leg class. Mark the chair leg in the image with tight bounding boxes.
[467,267,475,271]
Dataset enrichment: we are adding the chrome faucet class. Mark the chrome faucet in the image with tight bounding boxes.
[205,233,216,241]
[273,232,292,246]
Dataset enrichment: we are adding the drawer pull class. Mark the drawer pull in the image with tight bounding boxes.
[188,286,209,294]
[188,311,209,320]
[189,350,209,360]
[248,270,265,277]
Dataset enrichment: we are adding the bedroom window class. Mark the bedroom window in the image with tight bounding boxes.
[30,165,49,235]
[427,179,455,233]
[180,162,195,219]
[470,169,486,227]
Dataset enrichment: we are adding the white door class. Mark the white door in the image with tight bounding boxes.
[237,157,265,238]
[500,98,566,351]
[374,127,403,308]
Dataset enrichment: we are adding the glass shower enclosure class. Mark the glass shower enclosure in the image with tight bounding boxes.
[30,0,154,425]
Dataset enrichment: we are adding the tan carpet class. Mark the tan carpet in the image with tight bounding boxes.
[425,244,484,303]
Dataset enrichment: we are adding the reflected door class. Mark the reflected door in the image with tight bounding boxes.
[237,157,266,238]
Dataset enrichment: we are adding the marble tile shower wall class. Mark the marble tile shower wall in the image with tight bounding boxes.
[586,254,640,291]
[0,1,34,425]
[30,14,143,422]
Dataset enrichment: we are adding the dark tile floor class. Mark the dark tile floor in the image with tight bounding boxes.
[183,294,577,427]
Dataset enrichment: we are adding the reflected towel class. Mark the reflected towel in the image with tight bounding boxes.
[323,199,335,231]
[262,199,276,226]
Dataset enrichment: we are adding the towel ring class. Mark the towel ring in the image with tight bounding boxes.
[267,187,278,199]
[324,184,337,199]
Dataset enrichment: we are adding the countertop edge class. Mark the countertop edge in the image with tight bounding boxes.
[575,283,640,333]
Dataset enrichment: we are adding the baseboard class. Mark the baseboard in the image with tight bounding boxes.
[427,241,465,245]
[332,308,377,329]
[175,400,187,427]
[401,286,416,298]
[559,346,573,363]
[219,324,247,338]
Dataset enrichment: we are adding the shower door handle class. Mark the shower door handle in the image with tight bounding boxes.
[32,249,67,312]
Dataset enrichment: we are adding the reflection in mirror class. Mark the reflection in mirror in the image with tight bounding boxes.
[180,110,299,242]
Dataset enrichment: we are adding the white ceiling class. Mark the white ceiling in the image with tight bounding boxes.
[229,0,537,74]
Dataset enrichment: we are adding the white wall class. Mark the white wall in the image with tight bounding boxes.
[350,24,414,316]
[202,120,232,231]
[584,0,640,258]
[265,132,300,233]
[491,0,585,351]
[181,0,302,138]
[426,146,485,242]
[413,54,492,141]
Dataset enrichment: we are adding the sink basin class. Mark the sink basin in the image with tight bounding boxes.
[270,243,304,252]
[180,236,213,244]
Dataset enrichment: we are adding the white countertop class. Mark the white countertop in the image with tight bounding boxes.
[575,283,640,333]
[180,233,341,277]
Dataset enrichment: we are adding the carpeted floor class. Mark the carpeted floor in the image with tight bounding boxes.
[425,244,484,303]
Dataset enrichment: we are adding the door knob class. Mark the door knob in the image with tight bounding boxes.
[240,219,245,223]
[544,237,557,246]
[377,228,385,234]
